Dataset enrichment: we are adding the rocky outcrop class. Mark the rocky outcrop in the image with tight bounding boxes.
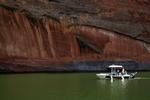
[0,0,150,72]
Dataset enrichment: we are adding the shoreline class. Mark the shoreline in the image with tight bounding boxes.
[0,60,150,73]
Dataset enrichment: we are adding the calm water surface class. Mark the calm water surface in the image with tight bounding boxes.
[0,72,150,100]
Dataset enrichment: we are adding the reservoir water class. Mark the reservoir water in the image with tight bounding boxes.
[0,72,150,100]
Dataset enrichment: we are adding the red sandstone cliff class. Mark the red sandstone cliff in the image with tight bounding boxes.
[0,0,150,72]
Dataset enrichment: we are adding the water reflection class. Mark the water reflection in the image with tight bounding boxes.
[97,79,128,89]
[97,79,128,100]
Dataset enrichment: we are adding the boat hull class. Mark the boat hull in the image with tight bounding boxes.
[96,72,137,79]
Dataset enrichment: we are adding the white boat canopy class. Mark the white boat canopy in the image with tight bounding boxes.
[108,64,123,68]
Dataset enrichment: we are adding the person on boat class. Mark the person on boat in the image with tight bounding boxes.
[121,68,127,75]
[117,69,120,75]
[124,69,127,75]
[122,68,125,75]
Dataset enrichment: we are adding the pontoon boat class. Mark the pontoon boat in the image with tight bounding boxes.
[96,64,137,80]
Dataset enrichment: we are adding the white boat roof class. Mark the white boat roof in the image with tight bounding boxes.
[108,64,123,68]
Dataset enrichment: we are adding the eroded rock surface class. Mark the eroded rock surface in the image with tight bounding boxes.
[0,0,150,72]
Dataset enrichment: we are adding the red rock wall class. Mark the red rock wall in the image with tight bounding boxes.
[0,7,150,63]
[0,8,79,59]
[79,26,150,62]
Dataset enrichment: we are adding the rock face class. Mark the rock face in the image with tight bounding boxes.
[0,0,150,72]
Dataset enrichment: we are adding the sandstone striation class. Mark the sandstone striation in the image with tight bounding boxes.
[0,0,150,72]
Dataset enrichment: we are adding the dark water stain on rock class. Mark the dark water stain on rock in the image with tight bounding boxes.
[0,0,150,72]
